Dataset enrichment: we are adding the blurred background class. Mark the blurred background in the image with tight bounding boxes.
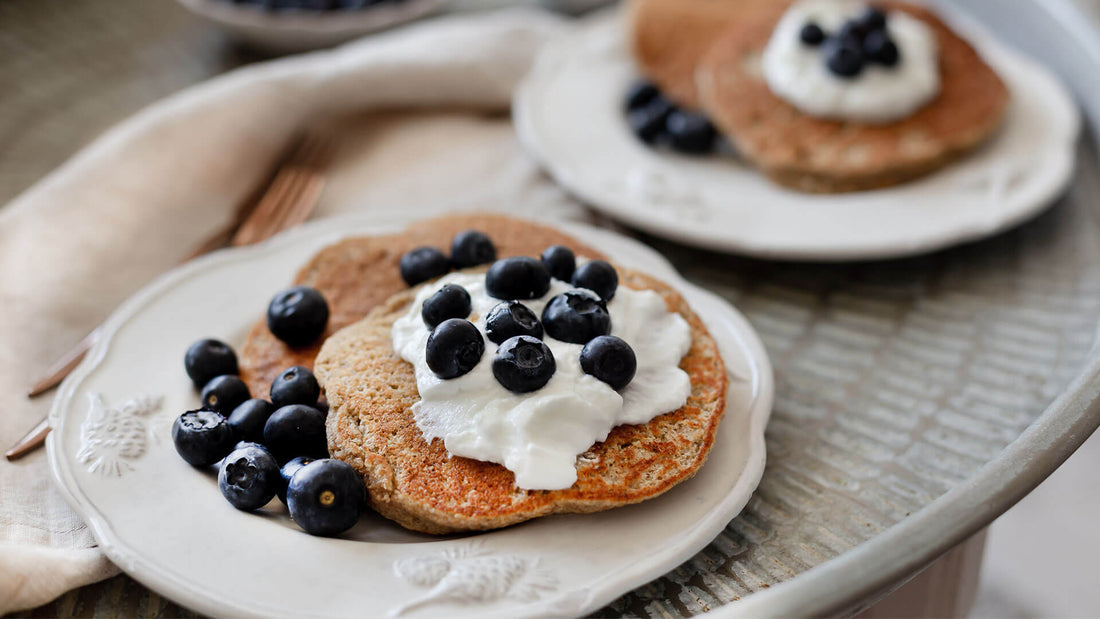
[2,0,1099,616]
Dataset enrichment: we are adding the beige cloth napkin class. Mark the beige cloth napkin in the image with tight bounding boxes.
[0,9,607,613]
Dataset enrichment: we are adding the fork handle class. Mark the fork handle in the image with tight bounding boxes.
[27,330,97,398]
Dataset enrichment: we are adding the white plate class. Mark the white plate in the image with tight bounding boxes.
[513,6,1081,261]
[176,0,449,53]
[46,213,773,619]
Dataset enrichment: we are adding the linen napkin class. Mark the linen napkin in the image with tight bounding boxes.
[0,8,606,613]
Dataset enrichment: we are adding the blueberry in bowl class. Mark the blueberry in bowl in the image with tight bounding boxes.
[200,375,251,415]
[267,285,330,347]
[286,459,365,536]
[269,365,321,407]
[184,338,238,389]
[171,409,238,467]
[218,443,281,511]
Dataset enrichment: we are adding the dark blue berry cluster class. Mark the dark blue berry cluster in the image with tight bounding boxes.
[801,7,900,79]
[399,229,497,287]
[624,81,719,155]
[174,324,364,536]
[409,236,638,394]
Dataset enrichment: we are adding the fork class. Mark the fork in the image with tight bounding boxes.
[6,133,333,461]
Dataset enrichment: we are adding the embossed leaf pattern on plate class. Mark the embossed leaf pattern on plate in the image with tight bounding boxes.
[391,543,558,616]
[75,393,163,477]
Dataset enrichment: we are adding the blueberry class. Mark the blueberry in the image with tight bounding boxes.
[625,81,659,110]
[227,398,274,443]
[571,260,619,301]
[627,97,673,144]
[450,230,497,268]
[399,247,450,286]
[171,409,237,467]
[421,284,472,329]
[855,7,887,33]
[278,456,315,504]
[267,286,330,348]
[836,20,867,45]
[485,257,551,300]
[666,110,717,155]
[540,245,576,281]
[201,375,250,415]
[492,336,556,393]
[270,365,321,408]
[824,37,865,78]
[218,444,280,511]
[287,459,365,536]
[184,339,238,389]
[863,29,899,66]
[541,289,611,344]
[263,404,328,462]
[580,335,637,390]
[800,22,826,46]
[425,319,484,379]
[485,301,543,344]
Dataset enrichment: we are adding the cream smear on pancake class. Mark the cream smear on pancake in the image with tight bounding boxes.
[762,0,940,123]
[391,269,692,490]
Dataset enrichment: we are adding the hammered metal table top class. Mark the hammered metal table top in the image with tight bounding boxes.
[9,0,1100,617]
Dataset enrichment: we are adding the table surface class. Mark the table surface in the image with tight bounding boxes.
[6,1,1100,617]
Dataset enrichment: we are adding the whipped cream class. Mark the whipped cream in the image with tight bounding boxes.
[391,269,692,490]
[761,0,940,124]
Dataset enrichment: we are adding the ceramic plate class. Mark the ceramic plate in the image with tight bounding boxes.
[176,0,448,53]
[46,213,773,619]
[513,5,1081,261]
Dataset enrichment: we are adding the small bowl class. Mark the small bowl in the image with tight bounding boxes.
[176,0,451,54]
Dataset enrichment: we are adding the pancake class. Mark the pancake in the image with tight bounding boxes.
[694,1,1010,192]
[238,213,608,398]
[315,264,728,534]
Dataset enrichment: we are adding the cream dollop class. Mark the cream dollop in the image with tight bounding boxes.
[761,0,941,124]
[391,269,692,490]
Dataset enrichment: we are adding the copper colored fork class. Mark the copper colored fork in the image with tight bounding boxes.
[6,133,334,461]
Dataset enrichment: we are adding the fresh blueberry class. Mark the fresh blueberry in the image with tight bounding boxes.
[625,81,660,110]
[270,365,321,408]
[171,409,237,467]
[580,335,637,390]
[824,37,865,78]
[399,247,450,286]
[201,375,250,415]
[218,444,280,511]
[836,20,867,45]
[227,399,274,443]
[485,301,543,344]
[485,256,551,300]
[450,230,497,268]
[278,456,315,504]
[627,97,674,144]
[855,7,887,33]
[541,289,611,344]
[184,339,238,389]
[800,22,826,46]
[863,29,899,66]
[492,336,556,393]
[263,404,328,462]
[666,110,717,155]
[540,245,576,281]
[571,260,619,301]
[425,319,484,379]
[421,284,472,329]
[267,286,330,347]
[287,459,365,537]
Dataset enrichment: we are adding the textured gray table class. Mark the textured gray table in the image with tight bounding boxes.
[6,0,1100,617]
